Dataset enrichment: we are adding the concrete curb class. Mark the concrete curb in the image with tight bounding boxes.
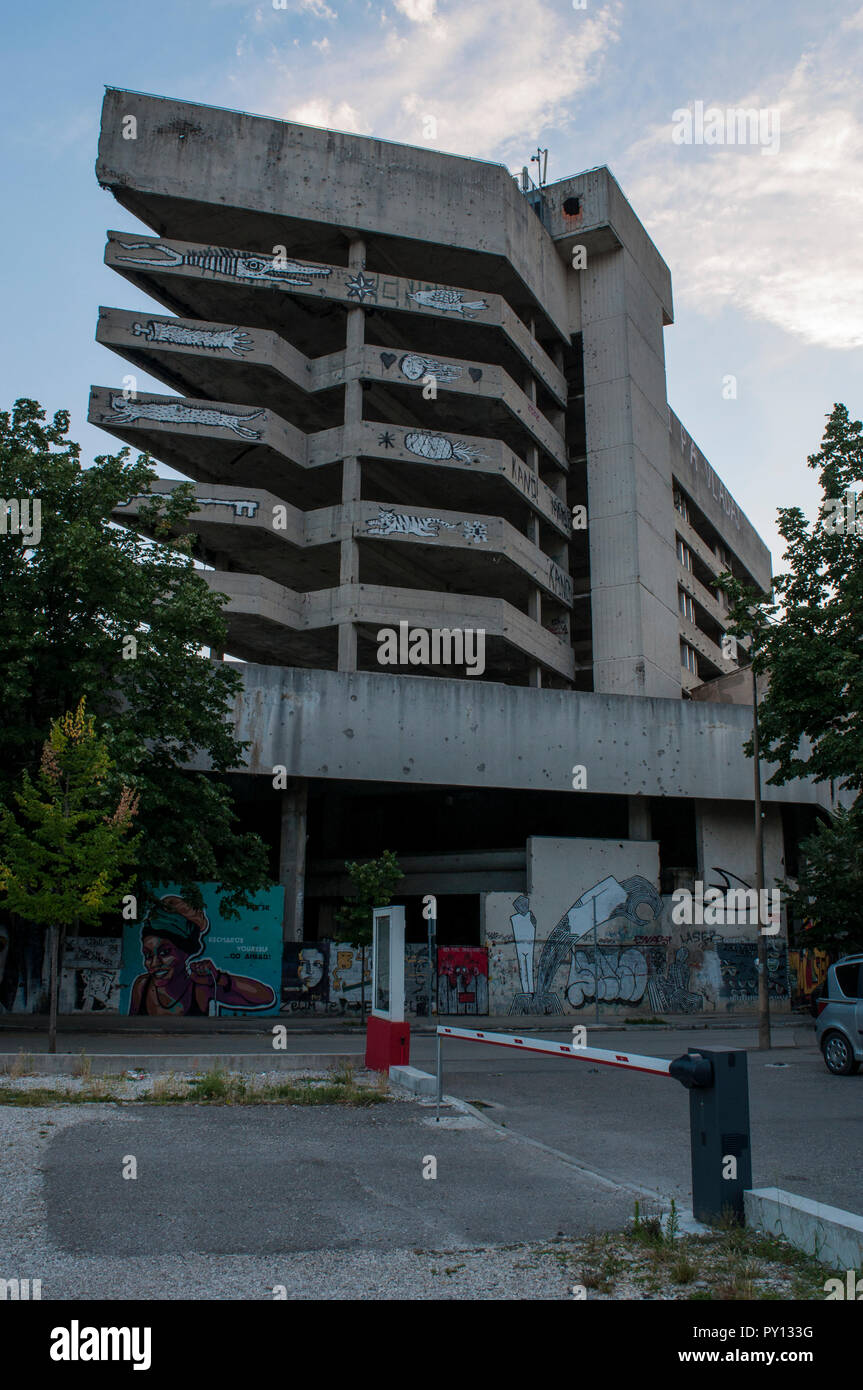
[0,1052,361,1076]
[745,1187,863,1273]
[389,1065,438,1096]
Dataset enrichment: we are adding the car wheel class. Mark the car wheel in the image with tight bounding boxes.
[822,1031,860,1076]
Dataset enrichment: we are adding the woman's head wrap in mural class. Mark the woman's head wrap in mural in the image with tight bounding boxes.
[140,896,210,957]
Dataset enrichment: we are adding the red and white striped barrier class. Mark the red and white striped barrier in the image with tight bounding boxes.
[436,1024,673,1077]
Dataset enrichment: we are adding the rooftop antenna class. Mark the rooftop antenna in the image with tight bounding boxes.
[530,147,548,188]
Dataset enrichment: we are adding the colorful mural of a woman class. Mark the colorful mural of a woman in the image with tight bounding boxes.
[128,895,276,1016]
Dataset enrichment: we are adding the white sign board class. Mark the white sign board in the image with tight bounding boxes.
[372,906,405,1022]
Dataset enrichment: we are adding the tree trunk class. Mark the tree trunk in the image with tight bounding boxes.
[47,923,62,1054]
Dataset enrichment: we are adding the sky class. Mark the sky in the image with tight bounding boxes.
[1,0,862,572]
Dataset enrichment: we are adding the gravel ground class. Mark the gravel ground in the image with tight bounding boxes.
[0,1075,582,1300]
[0,1080,830,1301]
[0,1102,582,1299]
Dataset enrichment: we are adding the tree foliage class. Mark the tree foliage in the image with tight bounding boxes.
[0,399,271,915]
[0,700,140,928]
[335,850,403,949]
[718,403,863,791]
[781,807,863,955]
[717,403,863,949]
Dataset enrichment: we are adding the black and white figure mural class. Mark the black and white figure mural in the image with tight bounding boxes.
[403,431,487,464]
[118,493,260,519]
[130,320,254,357]
[387,352,464,385]
[116,241,332,288]
[345,270,378,302]
[107,397,264,440]
[365,508,488,543]
[484,841,790,1016]
[59,937,122,1013]
[507,875,669,1015]
[407,289,489,318]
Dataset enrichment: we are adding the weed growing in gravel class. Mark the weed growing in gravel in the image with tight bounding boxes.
[9,1051,35,1078]
[0,1071,389,1108]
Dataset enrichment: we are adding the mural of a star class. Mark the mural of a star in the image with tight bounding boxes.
[346,270,378,302]
[377,431,396,449]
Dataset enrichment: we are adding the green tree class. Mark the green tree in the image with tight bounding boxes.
[0,399,271,916]
[0,700,140,1051]
[335,850,402,1017]
[781,807,863,955]
[717,403,863,949]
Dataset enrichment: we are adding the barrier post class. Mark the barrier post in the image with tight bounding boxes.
[670,1048,752,1224]
[435,1031,442,1123]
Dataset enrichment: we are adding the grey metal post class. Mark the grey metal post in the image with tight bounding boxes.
[427,910,436,1019]
[593,894,600,1025]
[670,1047,752,1224]
[435,1031,442,1123]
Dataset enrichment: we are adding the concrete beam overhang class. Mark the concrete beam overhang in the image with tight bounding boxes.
[542,168,674,326]
[203,574,575,680]
[96,307,567,466]
[89,386,573,540]
[103,231,567,403]
[212,662,837,810]
[113,486,573,607]
[96,89,574,341]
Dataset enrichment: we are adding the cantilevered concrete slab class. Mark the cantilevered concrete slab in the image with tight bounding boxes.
[96,307,568,466]
[114,485,573,608]
[203,573,574,681]
[103,232,566,401]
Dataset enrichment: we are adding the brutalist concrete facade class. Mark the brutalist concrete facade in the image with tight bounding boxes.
[89,89,830,1015]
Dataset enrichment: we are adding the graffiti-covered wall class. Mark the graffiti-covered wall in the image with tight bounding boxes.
[787,947,830,1009]
[0,921,48,1014]
[276,941,489,1015]
[484,835,791,1016]
[60,937,122,1013]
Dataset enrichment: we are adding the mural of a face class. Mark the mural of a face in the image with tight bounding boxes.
[142,935,191,988]
[298,950,324,989]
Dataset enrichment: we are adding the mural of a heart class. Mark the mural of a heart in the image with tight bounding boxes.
[380,352,397,369]
[469,367,483,383]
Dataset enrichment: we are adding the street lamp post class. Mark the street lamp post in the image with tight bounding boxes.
[751,663,772,1050]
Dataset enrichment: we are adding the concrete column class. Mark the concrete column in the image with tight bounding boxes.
[338,237,366,673]
[580,245,680,697]
[526,321,542,688]
[628,795,652,841]
[279,780,308,942]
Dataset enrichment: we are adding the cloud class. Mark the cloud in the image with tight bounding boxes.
[287,97,362,131]
[621,7,863,350]
[393,0,437,22]
[228,0,621,161]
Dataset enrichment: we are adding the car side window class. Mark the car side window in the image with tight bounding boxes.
[835,963,862,999]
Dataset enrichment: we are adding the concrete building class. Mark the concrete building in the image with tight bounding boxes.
[89,88,834,1016]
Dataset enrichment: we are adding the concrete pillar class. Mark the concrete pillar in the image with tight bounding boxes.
[628,795,652,841]
[526,321,542,688]
[580,247,680,697]
[338,236,366,673]
[279,780,308,942]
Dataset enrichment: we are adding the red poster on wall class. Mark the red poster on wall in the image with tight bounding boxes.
[437,946,488,1015]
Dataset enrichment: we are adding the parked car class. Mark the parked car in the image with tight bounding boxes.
[815,954,863,1075]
